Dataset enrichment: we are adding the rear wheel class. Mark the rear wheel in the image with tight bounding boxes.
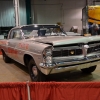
[2,51,11,63]
[81,65,97,74]
[28,59,46,82]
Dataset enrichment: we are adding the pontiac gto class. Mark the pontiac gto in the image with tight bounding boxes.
[0,24,100,81]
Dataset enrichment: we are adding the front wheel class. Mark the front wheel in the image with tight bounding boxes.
[81,65,97,74]
[28,59,46,82]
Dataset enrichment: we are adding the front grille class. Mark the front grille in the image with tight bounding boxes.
[52,48,82,57]
[52,41,100,57]
[87,45,100,53]
[53,51,62,57]
[54,43,83,48]
[87,41,100,54]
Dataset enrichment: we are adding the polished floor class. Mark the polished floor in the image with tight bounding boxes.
[0,55,100,82]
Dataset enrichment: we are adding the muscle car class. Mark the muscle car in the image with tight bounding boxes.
[0,24,100,81]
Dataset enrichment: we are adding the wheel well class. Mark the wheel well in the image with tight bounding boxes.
[1,49,4,54]
[24,54,35,67]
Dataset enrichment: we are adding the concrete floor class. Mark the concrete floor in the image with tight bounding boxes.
[0,55,31,82]
[0,55,100,82]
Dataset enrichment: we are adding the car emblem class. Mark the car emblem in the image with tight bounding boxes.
[70,51,74,55]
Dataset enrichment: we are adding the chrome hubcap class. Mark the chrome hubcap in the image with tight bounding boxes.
[32,66,38,77]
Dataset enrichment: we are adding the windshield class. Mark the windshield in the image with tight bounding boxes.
[21,25,66,38]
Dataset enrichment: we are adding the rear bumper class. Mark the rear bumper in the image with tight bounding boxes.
[40,55,100,75]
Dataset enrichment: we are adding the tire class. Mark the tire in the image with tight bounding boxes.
[2,51,11,63]
[81,65,97,74]
[28,59,46,82]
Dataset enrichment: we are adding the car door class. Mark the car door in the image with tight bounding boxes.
[7,29,22,60]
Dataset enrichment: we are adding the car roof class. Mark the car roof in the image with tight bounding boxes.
[13,24,58,28]
[12,24,60,30]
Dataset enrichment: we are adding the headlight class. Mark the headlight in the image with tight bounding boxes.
[46,56,52,64]
[43,47,52,65]
[45,49,52,56]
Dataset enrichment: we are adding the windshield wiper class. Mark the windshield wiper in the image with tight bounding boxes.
[60,28,67,36]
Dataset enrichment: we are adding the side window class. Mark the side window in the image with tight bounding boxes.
[9,29,21,39]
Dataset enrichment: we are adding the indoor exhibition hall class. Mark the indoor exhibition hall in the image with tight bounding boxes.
[0,0,100,100]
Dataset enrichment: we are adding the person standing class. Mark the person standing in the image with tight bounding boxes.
[91,22,99,35]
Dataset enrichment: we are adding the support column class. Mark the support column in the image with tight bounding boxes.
[25,0,32,24]
[85,0,89,34]
[13,0,20,26]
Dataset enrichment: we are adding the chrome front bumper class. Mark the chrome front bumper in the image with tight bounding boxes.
[40,55,100,75]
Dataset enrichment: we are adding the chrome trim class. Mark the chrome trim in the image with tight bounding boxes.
[82,44,89,57]
[40,54,100,75]
[53,46,82,50]
[54,56,100,67]
[89,45,100,48]
[88,43,100,46]
[89,44,100,47]
[50,60,100,74]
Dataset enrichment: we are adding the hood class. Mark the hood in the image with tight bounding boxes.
[34,36,100,46]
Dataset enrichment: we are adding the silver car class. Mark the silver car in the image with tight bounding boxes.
[0,24,100,81]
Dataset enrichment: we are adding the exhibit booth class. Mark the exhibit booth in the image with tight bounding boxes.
[82,5,100,36]
[0,3,100,100]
